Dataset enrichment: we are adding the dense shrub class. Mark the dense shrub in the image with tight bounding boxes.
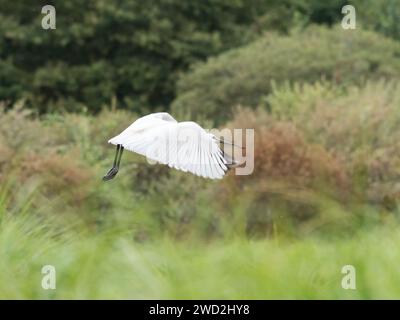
[266,80,400,203]
[2,79,400,240]
[0,0,271,113]
[171,26,400,124]
[213,80,400,237]
[226,110,348,192]
[1,1,393,115]
[217,108,351,238]
[0,104,213,237]
[353,0,400,41]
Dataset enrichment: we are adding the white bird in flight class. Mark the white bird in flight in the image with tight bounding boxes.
[103,112,241,181]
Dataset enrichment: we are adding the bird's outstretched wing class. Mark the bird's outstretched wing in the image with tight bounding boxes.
[109,119,229,179]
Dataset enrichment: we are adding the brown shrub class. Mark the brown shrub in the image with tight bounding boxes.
[214,108,352,237]
[225,108,349,193]
[17,151,94,205]
[0,142,13,183]
[267,80,400,204]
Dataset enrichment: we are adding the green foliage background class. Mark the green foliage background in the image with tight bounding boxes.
[172,26,400,123]
[0,0,273,113]
[1,0,400,299]
[2,0,396,114]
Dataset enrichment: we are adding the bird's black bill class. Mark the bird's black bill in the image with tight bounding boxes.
[102,144,124,181]
[214,137,245,149]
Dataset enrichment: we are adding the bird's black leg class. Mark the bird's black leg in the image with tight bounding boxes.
[117,146,124,168]
[103,144,122,181]
[112,144,121,167]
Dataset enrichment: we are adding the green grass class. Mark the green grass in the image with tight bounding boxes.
[1,202,400,299]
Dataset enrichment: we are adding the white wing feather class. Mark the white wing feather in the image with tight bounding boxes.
[108,113,228,179]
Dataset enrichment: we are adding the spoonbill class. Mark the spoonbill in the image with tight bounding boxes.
[103,112,240,181]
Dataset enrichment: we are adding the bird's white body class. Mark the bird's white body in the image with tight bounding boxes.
[108,112,231,179]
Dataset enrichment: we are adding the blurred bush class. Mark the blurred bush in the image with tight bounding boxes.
[0,103,214,239]
[1,0,392,115]
[215,80,400,237]
[266,80,400,204]
[354,0,400,41]
[218,108,352,238]
[0,0,271,113]
[171,26,400,124]
[3,80,399,240]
